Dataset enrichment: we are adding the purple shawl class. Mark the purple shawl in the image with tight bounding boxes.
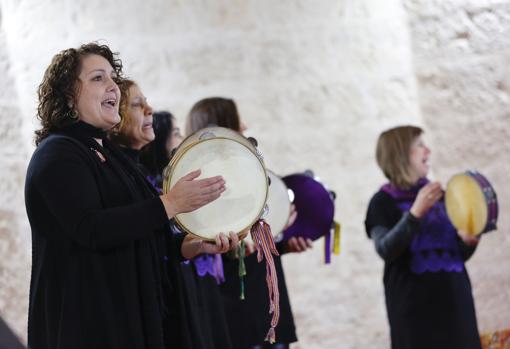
[381,178,464,274]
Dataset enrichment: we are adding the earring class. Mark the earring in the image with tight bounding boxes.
[67,109,79,120]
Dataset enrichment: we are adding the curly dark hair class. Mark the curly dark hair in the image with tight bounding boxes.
[35,43,123,145]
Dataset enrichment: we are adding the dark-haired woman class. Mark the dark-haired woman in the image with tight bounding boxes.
[24,44,236,349]
[140,110,234,349]
[365,126,482,349]
[186,97,312,349]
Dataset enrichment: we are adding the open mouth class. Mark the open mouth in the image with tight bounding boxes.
[101,97,117,109]
[142,120,153,130]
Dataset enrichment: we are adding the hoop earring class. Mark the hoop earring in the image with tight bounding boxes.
[67,109,79,120]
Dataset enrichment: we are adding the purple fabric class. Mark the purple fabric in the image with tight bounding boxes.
[466,170,498,233]
[145,175,163,194]
[282,174,335,241]
[193,254,225,284]
[381,179,464,274]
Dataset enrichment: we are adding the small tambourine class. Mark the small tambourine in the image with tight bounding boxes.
[445,170,498,236]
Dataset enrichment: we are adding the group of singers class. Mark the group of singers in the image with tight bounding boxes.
[24,43,485,349]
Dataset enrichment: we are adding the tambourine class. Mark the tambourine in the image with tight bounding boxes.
[281,171,340,263]
[445,170,498,236]
[263,170,294,236]
[163,127,280,341]
[162,126,269,241]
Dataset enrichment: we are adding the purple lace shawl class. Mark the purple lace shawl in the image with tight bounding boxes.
[381,178,464,274]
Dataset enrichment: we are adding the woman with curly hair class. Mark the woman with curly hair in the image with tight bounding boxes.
[25,43,237,349]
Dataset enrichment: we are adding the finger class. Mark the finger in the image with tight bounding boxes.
[215,234,221,251]
[287,238,298,252]
[200,181,226,196]
[218,233,229,252]
[195,191,223,209]
[181,169,202,181]
[229,232,239,248]
[306,238,313,248]
[297,237,308,251]
[197,176,225,188]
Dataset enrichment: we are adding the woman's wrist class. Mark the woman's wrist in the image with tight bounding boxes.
[159,195,177,219]
[181,236,203,259]
[409,206,422,219]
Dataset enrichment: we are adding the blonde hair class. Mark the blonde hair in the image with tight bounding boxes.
[376,125,423,189]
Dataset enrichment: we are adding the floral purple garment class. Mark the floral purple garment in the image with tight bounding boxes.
[164,200,225,284]
[381,178,464,274]
[193,254,225,284]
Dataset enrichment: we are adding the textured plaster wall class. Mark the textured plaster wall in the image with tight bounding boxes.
[406,0,510,335]
[0,0,507,347]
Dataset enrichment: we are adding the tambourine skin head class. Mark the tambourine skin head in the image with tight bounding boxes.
[163,127,269,241]
[445,171,497,236]
[264,170,292,236]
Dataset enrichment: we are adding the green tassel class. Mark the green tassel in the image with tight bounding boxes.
[238,240,246,300]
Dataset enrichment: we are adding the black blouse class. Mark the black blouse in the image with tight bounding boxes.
[25,122,184,349]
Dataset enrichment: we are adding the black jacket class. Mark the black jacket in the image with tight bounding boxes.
[25,129,184,349]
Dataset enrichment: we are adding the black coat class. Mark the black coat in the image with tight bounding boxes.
[25,128,185,349]
[220,243,297,348]
[365,191,482,349]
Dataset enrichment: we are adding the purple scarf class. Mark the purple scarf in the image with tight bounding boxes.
[193,254,225,284]
[381,178,464,274]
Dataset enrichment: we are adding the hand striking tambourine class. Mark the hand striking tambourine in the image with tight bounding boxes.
[445,170,498,236]
[163,126,280,343]
[163,126,269,240]
[280,170,341,263]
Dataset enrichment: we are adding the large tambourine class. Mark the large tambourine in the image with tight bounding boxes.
[445,170,498,236]
[164,126,281,342]
[280,171,340,263]
[162,126,269,241]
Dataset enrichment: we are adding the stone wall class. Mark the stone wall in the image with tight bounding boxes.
[0,6,31,343]
[0,0,508,347]
[406,0,510,335]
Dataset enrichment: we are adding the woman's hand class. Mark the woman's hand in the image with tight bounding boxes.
[410,181,443,219]
[458,230,480,246]
[181,232,239,259]
[160,169,225,218]
[284,236,313,253]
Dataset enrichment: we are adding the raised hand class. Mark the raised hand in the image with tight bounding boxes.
[410,181,443,218]
[160,169,225,218]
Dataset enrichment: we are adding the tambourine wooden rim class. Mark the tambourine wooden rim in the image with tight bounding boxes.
[445,170,498,236]
[266,170,292,237]
[163,129,269,241]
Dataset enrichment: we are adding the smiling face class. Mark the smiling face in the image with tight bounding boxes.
[408,135,431,182]
[120,84,154,149]
[75,54,121,130]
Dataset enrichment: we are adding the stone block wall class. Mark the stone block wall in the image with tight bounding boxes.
[0,0,508,347]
